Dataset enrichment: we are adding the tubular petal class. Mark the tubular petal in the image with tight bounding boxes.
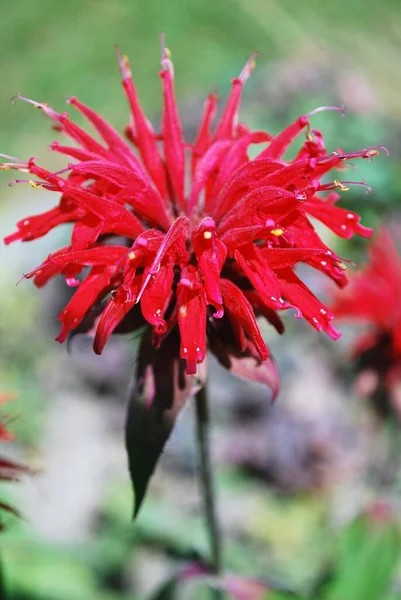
[177,266,207,374]
[220,278,269,361]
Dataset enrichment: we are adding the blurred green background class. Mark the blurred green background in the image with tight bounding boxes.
[1,0,401,599]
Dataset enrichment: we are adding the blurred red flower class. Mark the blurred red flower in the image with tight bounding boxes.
[0,394,26,527]
[1,43,383,385]
[331,229,401,414]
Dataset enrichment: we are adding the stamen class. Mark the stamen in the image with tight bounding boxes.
[0,153,27,164]
[9,178,57,191]
[320,179,372,194]
[306,105,346,118]
[340,180,372,194]
[333,179,349,192]
[28,180,42,189]
[160,32,174,77]
[9,178,39,187]
[52,167,71,177]
[367,144,389,157]
[114,45,131,79]
[318,145,389,164]
[11,94,60,120]
[238,52,259,83]
[0,162,29,172]
[271,228,284,237]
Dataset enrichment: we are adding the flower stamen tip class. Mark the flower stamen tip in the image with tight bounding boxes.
[239,51,259,83]
[28,180,42,189]
[306,105,346,118]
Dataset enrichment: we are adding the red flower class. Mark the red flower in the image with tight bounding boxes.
[0,394,27,527]
[1,44,383,382]
[331,229,401,412]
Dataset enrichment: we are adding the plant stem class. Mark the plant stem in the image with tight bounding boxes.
[195,385,222,575]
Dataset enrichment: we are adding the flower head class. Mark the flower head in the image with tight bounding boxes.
[2,43,382,383]
[331,229,401,414]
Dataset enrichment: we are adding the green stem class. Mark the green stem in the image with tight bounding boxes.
[195,385,222,575]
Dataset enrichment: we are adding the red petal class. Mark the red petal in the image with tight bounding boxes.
[218,186,297,235]
[68,159,170,230]
[260,246,329,270]
[192,94,219,174]
[51,245,127,267]
[17,98,110,158]
[213,158,286,221]
[257,115,308,160]
[234,244,283,310]
[244,290,286,334]
[177,266,207,374]
[219,278,269,361]
[137,216,189,301]
[94,287,139,354]
[277,267,340,339]
[188,140,232,213]
[50,141,102,162]
[213,55,257,141]
[207,132,271,211]
[61,184,145,239]
[4,203,81,245]
[71,215,103,249]
[303,196,373,240]
[160,52,186,210]
[192,218,227,317]
[56,266,115,342]
[331,230,401,328]
[119,53,168,199]
[140,262,174,334]
[67,97,146,174]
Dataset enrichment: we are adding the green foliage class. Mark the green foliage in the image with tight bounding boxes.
[321,512,401,600]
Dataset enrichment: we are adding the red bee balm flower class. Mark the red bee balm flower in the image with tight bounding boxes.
[1,45,383,383]
[331,229,401,414]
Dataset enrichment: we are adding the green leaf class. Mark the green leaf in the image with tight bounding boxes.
[126,331,204,518]
[323,509,401,600]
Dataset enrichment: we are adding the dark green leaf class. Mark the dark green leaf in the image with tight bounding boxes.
[126,330,204,518]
